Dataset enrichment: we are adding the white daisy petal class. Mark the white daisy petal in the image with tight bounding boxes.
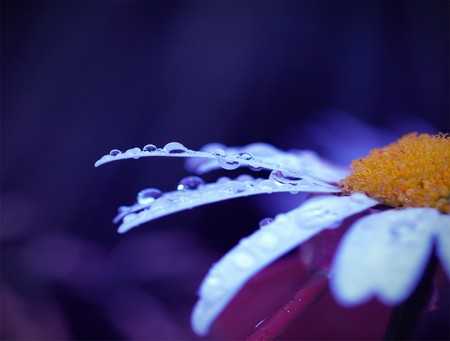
[95,142,349,184]
[186,143,350,182]
[116,175,340,233]
[435,214,450,279]
[331,208,440,307]
[191,193,377,336]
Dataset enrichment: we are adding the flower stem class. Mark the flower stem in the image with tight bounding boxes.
[383,253,438,340]
[246,270,329,341]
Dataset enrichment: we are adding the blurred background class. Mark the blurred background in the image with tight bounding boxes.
[1,1,449,340]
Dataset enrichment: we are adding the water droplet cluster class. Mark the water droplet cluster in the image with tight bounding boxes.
[95,141,345,233]
[137,188,162,204]
[95,142,348,183]
[192,193,378,335]
[113,173,340,233]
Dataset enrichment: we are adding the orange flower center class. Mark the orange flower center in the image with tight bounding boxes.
[341,132,450,213]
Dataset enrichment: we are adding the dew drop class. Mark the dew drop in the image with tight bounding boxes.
[200,283,225,300]
[390,223,422,243]
[212,149,226,157]
[218,157,240,170]
[257,180,278,192]
[223,180,246,193]
[259,217,274,228]
[137,188,162,205]
[163,142,187,154]
[125,147,141,158]
[238,152,254,160]
[217,176,231,183]
[232,252,255,268]
[143,144,157,152]
[109,149,122,156]
[283,304,293,314]
[258,232,279,249]
[200,143,226,153]
[270,170,303,185]
[236,174,254,182]
[151,197,174,211]
[177,176,205,191]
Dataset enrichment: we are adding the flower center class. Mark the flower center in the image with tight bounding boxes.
[340,132,450,213]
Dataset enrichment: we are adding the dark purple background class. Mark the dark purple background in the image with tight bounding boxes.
[1,1,449,340]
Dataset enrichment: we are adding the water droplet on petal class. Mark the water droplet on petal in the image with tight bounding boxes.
[143,144,157,152]
[236,174,254,182]
[137,188,162,205]
[125,147,142,158]
[390,223,422,243]
[258,232,279,249]
[199,278,225,299]
[177,176,205,191]
[164,142,187,154]
[218,157,240,170]
[223,180,246,193]
[259,217,274,228]
[270,170,303,185]
[151,197,174,211]
[232,252,255,268]
[257,180,278,192]
[238,152,254,160]
[200,143,226,153]
[217,176,231,183]
[204,276,220,288]
[212,149,226,157]
[109,149,122,156]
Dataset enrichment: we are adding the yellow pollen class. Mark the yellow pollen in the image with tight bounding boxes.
[341,132,450,213]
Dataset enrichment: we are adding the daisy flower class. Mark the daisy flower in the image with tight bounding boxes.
[95,133,449,338]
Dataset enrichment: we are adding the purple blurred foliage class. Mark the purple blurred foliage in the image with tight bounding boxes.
[1,1,448,340]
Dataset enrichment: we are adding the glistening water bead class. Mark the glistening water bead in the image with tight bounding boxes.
[259,218,274,228]
[177,176,205,191]
[218,157,240,170]
[270,170,303,185]
[163,142,188,154]
[143,144,157,152]
[238,152,254,160]
[109,149,122,156]
[137,188,162,205]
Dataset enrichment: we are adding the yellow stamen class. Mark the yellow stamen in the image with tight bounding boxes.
[341,132,450,213]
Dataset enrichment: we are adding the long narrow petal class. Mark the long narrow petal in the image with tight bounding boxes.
[331,208,440,307]
[186,143,350,182]
[95,142,349,183]
[191,193,377,336]
[116,175,340,233]
[435,214,450,278]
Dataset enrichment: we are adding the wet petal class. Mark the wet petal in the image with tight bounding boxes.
[95,142,349,184]
[331,208,439,307]
[186,142,349,182]
[116,175,340,233]
[191,193,377,336]
[435,214,450,278]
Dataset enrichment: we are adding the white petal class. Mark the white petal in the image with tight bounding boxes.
[95,142,349,184]
[191,193,377,336]
[116,176,340,233]
[435,213,450,279]
[331,208,439,307]
[186,142,350,182]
